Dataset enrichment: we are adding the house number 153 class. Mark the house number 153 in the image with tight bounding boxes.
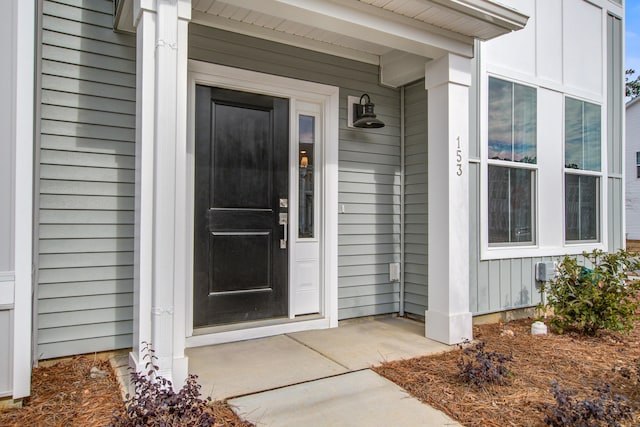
[455,136,462,176]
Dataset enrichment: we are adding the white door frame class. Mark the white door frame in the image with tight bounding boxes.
[183,61,339,347]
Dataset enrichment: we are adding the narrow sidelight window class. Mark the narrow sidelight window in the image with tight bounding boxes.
[298,114,315,238]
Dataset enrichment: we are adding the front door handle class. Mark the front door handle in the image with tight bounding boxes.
[279,212,288,249]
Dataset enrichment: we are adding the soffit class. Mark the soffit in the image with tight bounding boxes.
[117,0,527,65]
[359,0,522,40]
[192,0,392,63]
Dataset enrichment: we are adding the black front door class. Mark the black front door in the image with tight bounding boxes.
[194,85,289,327]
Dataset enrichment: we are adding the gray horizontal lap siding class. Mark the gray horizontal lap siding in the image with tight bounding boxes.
[37,0,135,359]
[189,25,402,319]
[403,81,428,317]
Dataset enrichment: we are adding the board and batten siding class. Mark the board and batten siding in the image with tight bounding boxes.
[189,25,402,319]
[607,13,624,252]
[469,0,625,316]
[37,0,135,359]
[468,49,544,315]
[403,81,428,317]
[468,164,546,314]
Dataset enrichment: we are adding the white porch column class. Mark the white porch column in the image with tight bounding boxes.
[12,0,35,399]
[425,53,473,345]
[132,0,190,386]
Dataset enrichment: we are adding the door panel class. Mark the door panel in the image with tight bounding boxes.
[212,104,271,209]
[194,85,289,328]
[210,233,271,293]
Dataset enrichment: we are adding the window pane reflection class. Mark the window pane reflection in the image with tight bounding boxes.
[565,98,601,171]
[488,77,536,164]
[513,84,537,163]
[488,78,513,161]
[565,174,599,241]
[488,165,534,244]
[564,98,582,169]
[583,102,601,171]
[299,115,314,238]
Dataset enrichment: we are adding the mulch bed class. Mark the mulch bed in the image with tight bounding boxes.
[4,320,640,426]
[0,355,253,427]
[0,356,124,426]
[373,318,640,427]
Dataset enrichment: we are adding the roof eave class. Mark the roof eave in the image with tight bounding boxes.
[627,96,640,109]
[430,0,529,37]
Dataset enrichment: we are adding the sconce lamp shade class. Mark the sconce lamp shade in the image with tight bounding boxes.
[353,94,385,128]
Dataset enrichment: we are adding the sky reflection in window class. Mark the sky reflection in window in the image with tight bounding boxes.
[565,98,601,171]
[488,77,536,163]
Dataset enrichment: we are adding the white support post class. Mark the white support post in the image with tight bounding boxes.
[132,0,190,387]
[13,0,35,399]
[425,53,473,345]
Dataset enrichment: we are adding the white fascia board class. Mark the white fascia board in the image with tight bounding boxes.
[627,96,640,109]
[221,0,473,58]
[431,0,529,34]
[191,11,380,65]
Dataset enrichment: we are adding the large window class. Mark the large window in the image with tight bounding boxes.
[488,77,537,244]
[564,97,601,242]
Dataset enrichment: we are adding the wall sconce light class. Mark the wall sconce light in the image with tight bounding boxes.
[300,150,309,168]
[352,94,385,129]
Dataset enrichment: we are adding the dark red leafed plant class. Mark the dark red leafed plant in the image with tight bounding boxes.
[544,382,632,427]
[110,342,215,427]
[457,340,513,387]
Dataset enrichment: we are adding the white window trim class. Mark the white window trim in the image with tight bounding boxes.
[480,73,607,261]
[183,61,339,347]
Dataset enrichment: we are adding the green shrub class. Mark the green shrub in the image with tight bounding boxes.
[540,249,640,335]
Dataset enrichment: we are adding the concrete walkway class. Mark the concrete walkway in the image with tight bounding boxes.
[186,316,463,426]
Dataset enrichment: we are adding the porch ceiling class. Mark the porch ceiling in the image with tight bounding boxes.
[118,0,527,65]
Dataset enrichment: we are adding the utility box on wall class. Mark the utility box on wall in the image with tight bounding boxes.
[535,261,556,282]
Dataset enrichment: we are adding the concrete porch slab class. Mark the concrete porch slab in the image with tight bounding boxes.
[288,316,451,370]
[229,369,462,427]
[187,316,453,400]
[186,334,348,400]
